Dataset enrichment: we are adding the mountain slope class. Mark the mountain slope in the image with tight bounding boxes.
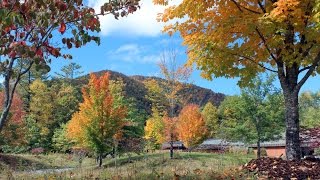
[75,70,225,115]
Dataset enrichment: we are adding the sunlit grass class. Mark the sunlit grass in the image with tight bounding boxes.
[3,151,257,179]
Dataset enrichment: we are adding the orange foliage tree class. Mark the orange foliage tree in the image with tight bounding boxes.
[177,104,208,149]
[66,73,127,167]
[163,115,178,144]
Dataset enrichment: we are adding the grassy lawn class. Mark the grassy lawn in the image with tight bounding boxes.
[1,151,256,179]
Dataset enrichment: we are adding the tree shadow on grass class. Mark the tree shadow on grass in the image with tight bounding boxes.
[0,154,53,171]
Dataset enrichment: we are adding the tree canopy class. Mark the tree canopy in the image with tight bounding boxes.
[154,0,320,160]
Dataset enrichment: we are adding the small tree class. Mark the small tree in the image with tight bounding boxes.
[219,76,285,158]
[66,73,127,167]
[177,104,208,150]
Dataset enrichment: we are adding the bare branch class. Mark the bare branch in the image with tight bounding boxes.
[299,66,311,73]
[296,52,320,91]
[257,0,266,13]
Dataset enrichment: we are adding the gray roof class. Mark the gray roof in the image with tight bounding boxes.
[200,138,245,146]
[248,139,286,148]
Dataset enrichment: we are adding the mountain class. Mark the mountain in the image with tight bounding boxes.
[74,70,225,115]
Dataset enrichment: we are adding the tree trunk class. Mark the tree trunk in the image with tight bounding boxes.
[257,139,261,158]
[170,137,174,159]
[0,73,19,130]
[283,91,301,160]
[98,154,103,167]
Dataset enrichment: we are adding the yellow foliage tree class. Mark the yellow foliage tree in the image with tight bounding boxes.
[154,0,320,160]
[144,107,165,149]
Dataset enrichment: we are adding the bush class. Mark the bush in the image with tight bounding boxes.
[260,148,267,157]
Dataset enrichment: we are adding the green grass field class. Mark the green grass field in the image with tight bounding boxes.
[0,151,256,179]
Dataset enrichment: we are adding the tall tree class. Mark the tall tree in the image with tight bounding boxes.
[0,0,140,131]
[201,102,219,138]
[177,104,208,149]
[158,49,191,159]
[55,62,84,80]
[154,0,320,160]
[66,73,127,167]
[27,79,54,148]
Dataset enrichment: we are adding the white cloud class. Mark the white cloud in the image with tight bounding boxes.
[107,43,160,63]
[89,0,182,37]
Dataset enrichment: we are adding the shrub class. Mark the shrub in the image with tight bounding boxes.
[260,148,267,157]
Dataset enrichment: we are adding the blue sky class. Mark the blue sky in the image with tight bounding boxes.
[50,0,320,95]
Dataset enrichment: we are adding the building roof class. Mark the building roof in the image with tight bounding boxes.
[248,127,320,148]
[248,139,286,148]
[195,138,245,151]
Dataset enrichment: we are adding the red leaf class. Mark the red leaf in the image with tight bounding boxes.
[36,49,43,57]
[59,22,66,34]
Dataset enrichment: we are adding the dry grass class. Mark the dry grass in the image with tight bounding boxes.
[3,151,257,179]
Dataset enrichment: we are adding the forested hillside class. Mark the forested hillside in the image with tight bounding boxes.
[75,70,225,115]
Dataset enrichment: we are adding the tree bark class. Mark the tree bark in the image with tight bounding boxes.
[257,138,261,158]
[283,90,301,160]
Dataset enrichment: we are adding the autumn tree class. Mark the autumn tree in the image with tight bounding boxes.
[158,49,191,158]
[16,64,50,112]
[201,102,219,138]
[0,0,140,131]
[144,79,168,116]
[144,107,165,149]
[177,104,208,149]
[26,79,54,148]
[0,92,26,148]
[154,0,320,160]
[66,73,127,167]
